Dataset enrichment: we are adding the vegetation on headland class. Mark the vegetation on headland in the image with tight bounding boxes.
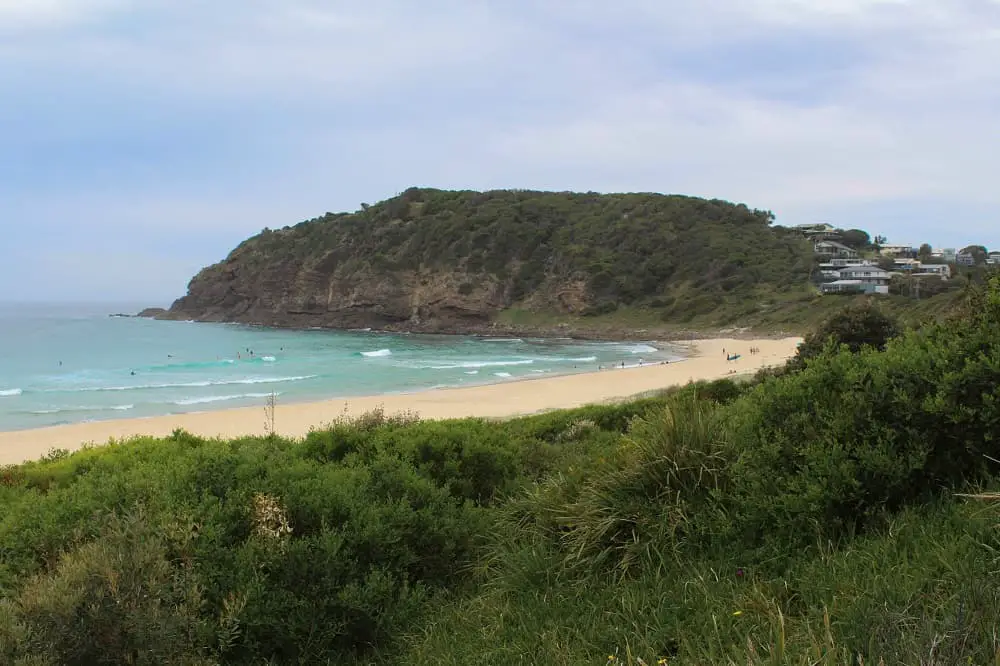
[4,276,1000,664]
[164,188,821,333]
[159,187,991,337]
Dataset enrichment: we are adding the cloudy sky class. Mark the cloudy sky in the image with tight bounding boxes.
[2,0,998,303]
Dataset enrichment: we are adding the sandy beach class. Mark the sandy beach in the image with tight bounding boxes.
[0,337,800,466]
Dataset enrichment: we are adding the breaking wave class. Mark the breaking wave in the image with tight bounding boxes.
[173,392,278,406]
[0,388,22,397]
[361,349,392,358]
[45,375,318,393]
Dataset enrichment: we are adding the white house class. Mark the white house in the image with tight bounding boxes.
[957,252,976,266]
[880,244,915,257]
[915,263,951,278]
[987,252,1000,266]
[820,266,890,295]
[934,248,957,263]
[892,258,921,271]
[814,240,859,259]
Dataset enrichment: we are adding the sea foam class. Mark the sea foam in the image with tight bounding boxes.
[361,349,392,358]
[428,359,534,370]
[0,388,22,397]
[173,392,278,406]
[47,375,317,393]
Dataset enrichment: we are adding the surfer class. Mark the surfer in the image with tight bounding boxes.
[130,370,136,376]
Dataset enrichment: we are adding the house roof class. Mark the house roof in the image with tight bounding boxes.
[840,266,889,276]
[824,280,864,286]
[815,240,856,252]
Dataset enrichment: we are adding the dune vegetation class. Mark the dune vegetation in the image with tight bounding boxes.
[2,277,1000,665]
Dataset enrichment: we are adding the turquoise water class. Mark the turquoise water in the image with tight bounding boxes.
[0,303,683,432]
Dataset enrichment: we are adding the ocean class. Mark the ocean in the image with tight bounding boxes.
[0,303,684,432]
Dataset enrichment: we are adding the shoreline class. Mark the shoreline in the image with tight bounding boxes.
[0,337,801,466]
[142,312,803,343]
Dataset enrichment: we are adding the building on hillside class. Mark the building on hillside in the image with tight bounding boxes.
[820,266,890,295]
[915,263,951,278]
[987,252,1000,266]
[879,244,916,257]
[794,223,841,242]
[892,258,921,271]
[957,252,976,266]
[814,240,859,259]
[935,248,957,263]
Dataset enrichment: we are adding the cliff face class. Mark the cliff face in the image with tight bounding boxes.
[161,188,813,331]
[167,263,512,330]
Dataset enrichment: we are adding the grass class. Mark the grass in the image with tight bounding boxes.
[1,278,999,664]
[496,289,965,338]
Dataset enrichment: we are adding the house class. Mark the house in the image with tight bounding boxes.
[956,252,976,266]
[892,258,921,271]
[823,258,876,268]
[820,266,890,295]
[879,244,916,257]
[915,263,951,278]
[987,252,1000,266]
[936,248,957,263]
[795,223,841,242]
[814,240,859,259]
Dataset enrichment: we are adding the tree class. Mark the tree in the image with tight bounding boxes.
[918,243,933,260]
[961,245,987,265]
[794,300,901,365]
[840,229,871,250]
[872,235,887,252]
[877,256,896,271]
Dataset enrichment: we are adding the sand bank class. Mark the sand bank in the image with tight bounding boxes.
[0,337,800,466]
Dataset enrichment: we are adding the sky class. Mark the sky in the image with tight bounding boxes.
[1,0,998,303]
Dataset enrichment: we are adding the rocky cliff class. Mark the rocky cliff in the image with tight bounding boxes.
[158,188,813,332]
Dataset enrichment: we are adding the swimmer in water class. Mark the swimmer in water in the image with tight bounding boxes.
[130,370,136,376]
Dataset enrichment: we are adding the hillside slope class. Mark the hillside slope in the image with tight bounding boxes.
[162,188,815,332]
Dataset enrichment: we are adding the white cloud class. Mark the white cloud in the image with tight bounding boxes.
[2,0,1000,302]
[0,0,123,29]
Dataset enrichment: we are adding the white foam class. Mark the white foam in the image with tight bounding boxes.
[565,356,598,363]
[0,388,22,397]
[28,404,134,415]
[261,356,276,362]
[494,372,513,378]
[49,375,317,393]
[464,370,479,375]
[173,392,278,406]
[481,338,523,343]
[428,359,534,370]
[361,349,392,358]
[629,344,658,354]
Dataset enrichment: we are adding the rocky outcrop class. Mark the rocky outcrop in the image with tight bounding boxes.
[156,188,813,333]
[163,260,515,332]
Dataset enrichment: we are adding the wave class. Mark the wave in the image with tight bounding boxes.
[494,372,513,378]
[480,338,523,343]
[629,344,658,354]
[260,356,276,362]
[427,359,534,370]
[173,392,278,406]
[361,349,392,358]
[28,404,134,415]
[46,375,318,393]
[0,388,22,397]
[563,356,598,363]
[144,358,238,371]
[464,370,479,375]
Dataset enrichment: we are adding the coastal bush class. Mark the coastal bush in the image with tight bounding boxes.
[793,299,900,365]
[3,280,1000,664]
[0,401,650,664]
